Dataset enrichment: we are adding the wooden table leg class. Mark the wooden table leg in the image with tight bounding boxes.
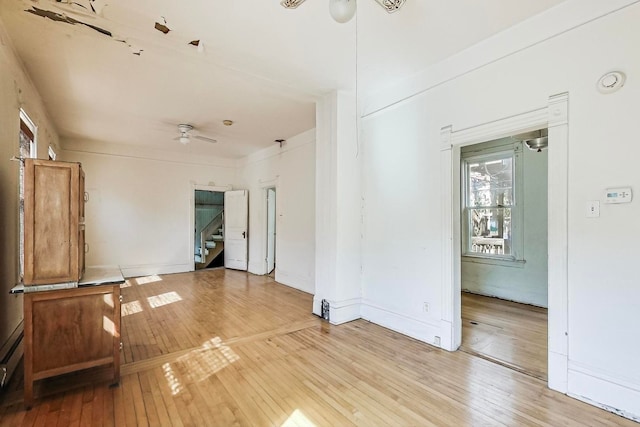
[113,286,121,386]
[24,294,34,409]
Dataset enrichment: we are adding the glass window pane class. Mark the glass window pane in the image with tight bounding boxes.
[467,157,513,207]
[468,208,512,255]
[19,128,31,159]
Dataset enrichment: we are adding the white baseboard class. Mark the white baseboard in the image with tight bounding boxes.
[361,300,443,348]
[438,320,455,351]
[548,350,568,393]
[275,269,314,294]
[330,298,361,325]
[568,362,640,422]
[118,262,192,278]
[311,296,362,324]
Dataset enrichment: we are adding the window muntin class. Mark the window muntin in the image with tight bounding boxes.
[463,148,520,260]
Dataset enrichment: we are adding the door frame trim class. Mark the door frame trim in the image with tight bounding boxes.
[189,183,231,270]
[265,187,277,276]
[257,177,280,276]
[440,93,569,393]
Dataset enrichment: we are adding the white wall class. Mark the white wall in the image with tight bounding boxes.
[61,141,238,277]
[241,129,316,294]
[462,145,549,307]
[360,98,444,343]
[359,0,640,419]
[0,20,59,345]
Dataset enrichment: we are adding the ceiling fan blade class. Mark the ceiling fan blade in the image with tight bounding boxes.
[193,135,218,144]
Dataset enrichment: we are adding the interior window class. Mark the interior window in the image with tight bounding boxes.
[465,153,514,256]
[462,140,523,261]
[19,109,37,159]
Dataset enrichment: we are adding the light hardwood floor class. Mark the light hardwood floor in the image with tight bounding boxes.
[461,292,548,380]
[0,269,635,426]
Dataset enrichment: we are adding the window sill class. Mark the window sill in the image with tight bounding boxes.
[462,255,526,268]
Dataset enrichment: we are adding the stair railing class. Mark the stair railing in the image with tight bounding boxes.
[199,211,224,261]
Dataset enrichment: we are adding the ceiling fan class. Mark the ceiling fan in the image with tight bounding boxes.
[175,124,217,145]
[281,0,406,23]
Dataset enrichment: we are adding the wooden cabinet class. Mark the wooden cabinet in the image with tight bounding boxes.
[17,160,119,408]
[23,159,85,285]
[23,283,121,408]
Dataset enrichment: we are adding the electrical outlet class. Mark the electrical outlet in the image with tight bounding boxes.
[423,302,429,313]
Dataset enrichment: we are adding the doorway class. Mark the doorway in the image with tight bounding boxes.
[442,93,569,392]
[194,190,225,270]
[266,187,276,277]
[458,130,549,379]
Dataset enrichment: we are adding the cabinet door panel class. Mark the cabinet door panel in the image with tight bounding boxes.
[24,159,80,285]
[26,286,119,376]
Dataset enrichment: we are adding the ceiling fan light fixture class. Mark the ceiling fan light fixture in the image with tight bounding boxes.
[329,0,357,23]
[280,0,307,8]
[179,135,190,144]
[283,0,405,22]
[177,124,193,133]
[374,0,406,13]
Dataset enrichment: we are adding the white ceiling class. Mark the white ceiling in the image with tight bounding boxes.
[0,0,566,159]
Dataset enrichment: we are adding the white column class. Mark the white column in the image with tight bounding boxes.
[314,91,362,324]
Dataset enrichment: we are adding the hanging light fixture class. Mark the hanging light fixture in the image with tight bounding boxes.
[523,129,548,152]
[281,0,406,23]
[329,0,357,23]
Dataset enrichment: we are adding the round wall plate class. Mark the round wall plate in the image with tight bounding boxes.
[597,71,626,94]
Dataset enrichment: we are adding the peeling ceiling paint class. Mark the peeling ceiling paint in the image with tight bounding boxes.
[26,6,111,37]
[1,0,567,159]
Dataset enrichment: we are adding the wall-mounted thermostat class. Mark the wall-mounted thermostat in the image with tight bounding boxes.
[604,187,632,204]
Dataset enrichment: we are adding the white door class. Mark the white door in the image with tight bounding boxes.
[224,190,248,270]
[266,188,276,274]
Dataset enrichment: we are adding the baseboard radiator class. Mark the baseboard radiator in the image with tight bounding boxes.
[0,321,24,388]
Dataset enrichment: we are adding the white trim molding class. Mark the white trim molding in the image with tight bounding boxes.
[546,92,569,393]
[312,296,362,325]
[119,262,192,278]
[361,299,443,346]
[568,361,640,422]
[440,93,569,392]
[247,177,281,277]
[362,0,639,117]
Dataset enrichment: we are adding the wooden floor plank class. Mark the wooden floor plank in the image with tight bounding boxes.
[461,291,548,380]
[2,269,637,426]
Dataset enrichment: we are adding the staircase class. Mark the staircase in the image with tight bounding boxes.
[195,213,225,269]
[195,230,224,269]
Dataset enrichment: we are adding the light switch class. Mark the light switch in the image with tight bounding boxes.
[586,201,600,218]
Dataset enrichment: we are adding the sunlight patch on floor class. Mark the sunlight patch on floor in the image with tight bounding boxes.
[162,362,183,396]
[134,275,163,285]
[122,300,143,316]
[162,337,240,396]
[281,409,316,427]
[147,291,182,308]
